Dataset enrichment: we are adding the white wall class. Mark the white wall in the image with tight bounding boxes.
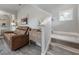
[17,4,79,33]
[17,5,50,28]
[51,5,78,33]
[17,5,52,48]
[77,5,79,33]
[36,4,78,33]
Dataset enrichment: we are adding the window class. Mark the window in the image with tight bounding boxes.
[59,9,73,21]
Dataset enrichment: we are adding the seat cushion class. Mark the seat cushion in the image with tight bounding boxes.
[14,29,26,35]
[4,33,16,40]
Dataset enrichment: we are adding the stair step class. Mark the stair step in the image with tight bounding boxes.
[47,48,77,55]
[51,34,79,44]
[53,31,79,37]
[50,43,79,54]
[47,51,54,55]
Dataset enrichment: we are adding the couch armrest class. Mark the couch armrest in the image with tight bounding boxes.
[12,34,24,39]
[4,31,14,33]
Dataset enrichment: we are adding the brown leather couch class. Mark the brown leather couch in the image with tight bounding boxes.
[4,27,30,50]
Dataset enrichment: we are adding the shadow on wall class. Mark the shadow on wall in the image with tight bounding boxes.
[53,20,77,33]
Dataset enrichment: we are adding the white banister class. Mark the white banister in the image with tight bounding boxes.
[40,16,52,55]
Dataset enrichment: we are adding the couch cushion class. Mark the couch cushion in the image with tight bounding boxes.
[4,33,16,40]
[14,29,26,35]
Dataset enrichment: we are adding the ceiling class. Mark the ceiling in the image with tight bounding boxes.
[0,4,74,17]
[0,4,25,15]
[0,4,63,15]
[36,4,63,13]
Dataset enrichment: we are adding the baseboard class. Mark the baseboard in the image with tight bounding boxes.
[51,39,79,49]
[53,31,79,36]
[30,40,41,47]
[36,42,41,47]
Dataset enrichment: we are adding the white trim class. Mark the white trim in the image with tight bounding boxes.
[51,43,79,54]
[36,42,41,47]
[53,31,79,36]
[51,32,79,44]
[47,51,54,55]
[41,16,52,55]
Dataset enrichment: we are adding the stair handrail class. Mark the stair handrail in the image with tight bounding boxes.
[40,16,52,55]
